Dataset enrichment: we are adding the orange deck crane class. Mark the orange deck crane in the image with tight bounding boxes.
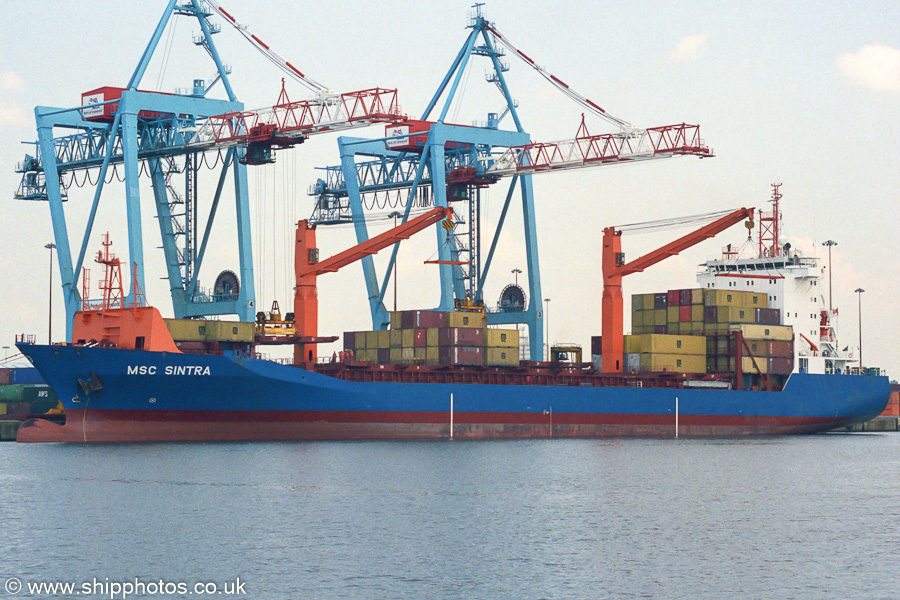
[601,207,755,373]
[293,206,454,363]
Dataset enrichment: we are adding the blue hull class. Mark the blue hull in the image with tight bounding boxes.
[15,344,890,442]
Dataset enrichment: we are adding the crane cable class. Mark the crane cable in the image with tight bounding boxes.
[483,23,635,132]
[204,0,330,94]
[614,208,744,234]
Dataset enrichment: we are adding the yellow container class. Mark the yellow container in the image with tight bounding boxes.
[691,288,704,305]
[704,289,747,307]
[729,323,793,341]
[447,312,486,328]
[414,347,426,361]
[401,329,414,348]
[426,346,440,364]
[722,306,754,324]
[691,305,704,322]
[401,347,415,361]
[390,329,402,348]
[486,347,519,367]
[623,335,642,355]
[426,327,440,347]
[639,353,706,374]
[632,294,644,311]
[624,334,705,355]
[389,312,403,330]
[165,319,205,342]
[631,310,642,328]
[0,403,6,416]
[486,328,519,348]
[389,348,402,363]
[353,331,367,354]
[746,292,768,308]
[654,309,666,326]
[376,330,390,349]
[667,306,679,323]
[704,323,728,336]
[165,319,255,342]
[359,349,377,363]
[365,330,379,349]
[730,356,768,374]
[354,332,367,351]
[212,321,255,342]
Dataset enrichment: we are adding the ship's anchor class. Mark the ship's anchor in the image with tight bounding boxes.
[77,372,103,396]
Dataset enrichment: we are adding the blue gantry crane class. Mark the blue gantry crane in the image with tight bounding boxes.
[14,0,402,341]
[309,6,713,361]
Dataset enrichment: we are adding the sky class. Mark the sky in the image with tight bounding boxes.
[0,1,897,377]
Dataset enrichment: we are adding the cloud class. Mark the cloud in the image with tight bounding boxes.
[669,33,709,63]
[0,71,25,92]
[0,103,28,126]
[837,44,900,93]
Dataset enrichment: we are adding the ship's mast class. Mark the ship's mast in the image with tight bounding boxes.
[758,183,782,258]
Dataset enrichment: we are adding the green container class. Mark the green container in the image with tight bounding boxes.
[632,294,644,311]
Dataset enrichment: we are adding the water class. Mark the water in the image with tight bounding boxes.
[1,434,898,600]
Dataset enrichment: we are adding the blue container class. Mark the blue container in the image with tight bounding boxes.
[11,368,46,385]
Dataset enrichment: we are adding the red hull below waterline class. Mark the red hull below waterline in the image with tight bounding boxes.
[16,409,853,443]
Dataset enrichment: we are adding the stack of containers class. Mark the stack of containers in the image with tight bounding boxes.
[702,290,775,335]
[622,333,706,374]
[664,288,705,335]
[705,323,794,375]
[344,310,519,367]
[630,293,669,335]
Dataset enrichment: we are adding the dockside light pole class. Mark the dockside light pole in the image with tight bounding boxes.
[544,298,551,361]
[822,240,837,312]
[44,242,56,344]
[854,287,864,367]
[388,211,402,312]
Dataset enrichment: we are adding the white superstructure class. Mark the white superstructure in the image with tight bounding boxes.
[696,185,856,375]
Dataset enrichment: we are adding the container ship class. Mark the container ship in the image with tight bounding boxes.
[14,190,889,442]
[10,6,889,442]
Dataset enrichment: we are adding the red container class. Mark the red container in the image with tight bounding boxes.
[667,290,680,306]
[2,402,31,419]
[767,340,793,358]
[679,289,693,306]
[704,306,718,324]
[755,308,780,325]
[768,357,794,375]
[654,325,666,334]
[343,331,356,351]
[654,293,668,309]
[414,328,427,347]
[438,327,484,347]
[401,310,447,329]
[377,348,391,364]
[0,368,10,385]
[679,306,692,322]
[439,346,484,366]
[81,86,172,123]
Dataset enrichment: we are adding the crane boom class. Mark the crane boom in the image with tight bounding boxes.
[600,207,755,373]
[487,122,712,177]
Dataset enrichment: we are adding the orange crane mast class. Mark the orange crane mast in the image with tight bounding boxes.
[293,207,454,363]
[601,207,755,373]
